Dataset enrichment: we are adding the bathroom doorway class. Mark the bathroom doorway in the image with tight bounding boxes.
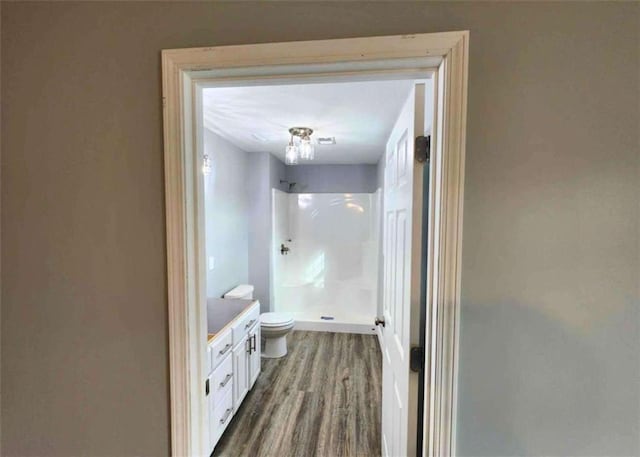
[162,33,468,457]
[200,77,420,338]
[201,74,430,457]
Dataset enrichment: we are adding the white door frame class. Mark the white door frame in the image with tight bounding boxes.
[162,32,468,457]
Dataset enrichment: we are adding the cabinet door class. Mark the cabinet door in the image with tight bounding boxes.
[248,323,261,388]
[232,338,249,408]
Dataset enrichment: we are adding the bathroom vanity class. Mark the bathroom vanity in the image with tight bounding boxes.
[206,298,261,453]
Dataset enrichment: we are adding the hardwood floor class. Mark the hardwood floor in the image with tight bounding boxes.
[214,331,382,457]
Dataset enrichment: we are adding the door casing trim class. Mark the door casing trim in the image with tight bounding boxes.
[161,31,468,457]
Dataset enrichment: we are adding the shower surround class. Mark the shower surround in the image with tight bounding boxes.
[271,189,380,333]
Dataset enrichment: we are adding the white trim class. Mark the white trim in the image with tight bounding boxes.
[162,32,468,457]
[422,33,469,457]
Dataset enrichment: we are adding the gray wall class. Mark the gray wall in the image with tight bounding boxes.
[376,157,385,191]
[203,129,249,298]
[247,152,287,312]
[270,153,287,196]
[285,164,378,193]
[1,3,638,457]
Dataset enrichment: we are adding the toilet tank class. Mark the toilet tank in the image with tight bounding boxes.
[223,284,254,300]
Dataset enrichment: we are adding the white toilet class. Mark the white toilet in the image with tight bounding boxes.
[223,284,294,358]
[260,312,295,359]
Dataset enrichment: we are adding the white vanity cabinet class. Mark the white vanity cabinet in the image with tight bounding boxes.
[206,327,233,452]
[206,300,261,454]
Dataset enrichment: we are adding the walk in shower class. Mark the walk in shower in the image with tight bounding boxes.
[271,189,380,333]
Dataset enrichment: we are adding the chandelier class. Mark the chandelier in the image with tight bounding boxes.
[285,127,315,165]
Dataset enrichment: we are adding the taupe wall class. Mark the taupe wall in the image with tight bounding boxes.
[2,2,638,456]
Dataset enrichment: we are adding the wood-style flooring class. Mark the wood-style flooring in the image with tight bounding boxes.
[214,331,382,457]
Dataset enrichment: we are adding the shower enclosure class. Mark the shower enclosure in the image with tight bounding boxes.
[271,189,380,333]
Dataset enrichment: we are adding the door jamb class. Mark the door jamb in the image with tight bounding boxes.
[162,32,468,457]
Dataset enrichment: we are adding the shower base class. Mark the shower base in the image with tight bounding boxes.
[288,311,377,334]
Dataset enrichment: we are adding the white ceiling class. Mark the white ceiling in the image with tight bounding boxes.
[202,79,415,164]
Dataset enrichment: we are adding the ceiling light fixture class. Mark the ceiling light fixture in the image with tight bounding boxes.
[285,127,315,165]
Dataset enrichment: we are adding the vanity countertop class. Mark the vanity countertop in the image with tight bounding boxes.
[207,297,258,342]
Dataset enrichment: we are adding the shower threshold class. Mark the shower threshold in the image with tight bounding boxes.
[293,318,376,334]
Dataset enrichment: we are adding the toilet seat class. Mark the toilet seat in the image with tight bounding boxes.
[261,312,294,327]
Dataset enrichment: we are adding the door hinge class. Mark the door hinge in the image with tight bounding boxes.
[415,135,430,163]
[410,346,425,373]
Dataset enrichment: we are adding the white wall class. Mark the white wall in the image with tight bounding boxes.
[270,189,289,309]
[248,156,382,312]
[203,129,249,298]
[273,192,379,325]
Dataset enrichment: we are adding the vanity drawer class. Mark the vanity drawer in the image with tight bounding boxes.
[211,387,234,449]
[231,303,260,346]
[209,328,233,370]
[211,351,233,400]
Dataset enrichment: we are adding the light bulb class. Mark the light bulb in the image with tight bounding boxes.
[285,143,299,165]
[299,137,314,160]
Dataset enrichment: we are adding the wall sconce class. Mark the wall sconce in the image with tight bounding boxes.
[202,154,212,175]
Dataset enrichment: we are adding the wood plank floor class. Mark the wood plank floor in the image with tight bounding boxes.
[214,331,382,457]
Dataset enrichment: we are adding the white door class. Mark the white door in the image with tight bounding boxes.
[232,339,249,407]
[248,323,261,388]
[380,82,427,457]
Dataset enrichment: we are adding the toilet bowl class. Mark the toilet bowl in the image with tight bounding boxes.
[260,312,295,358]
